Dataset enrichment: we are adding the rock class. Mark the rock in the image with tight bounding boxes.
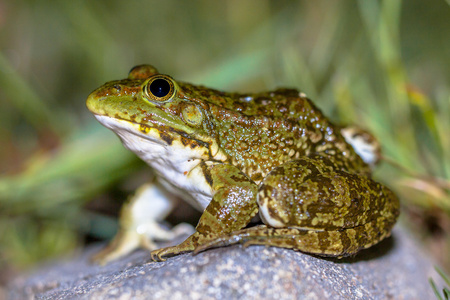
[8,226,443,299]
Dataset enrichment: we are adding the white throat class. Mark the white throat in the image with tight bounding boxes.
[94,115,214,209]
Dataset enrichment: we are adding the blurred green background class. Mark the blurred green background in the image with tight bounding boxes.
[0,0,449,285]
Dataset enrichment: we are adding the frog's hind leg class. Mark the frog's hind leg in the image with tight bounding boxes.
[194,215,395,257]
[202,157,399,257]
[92,182,194,265]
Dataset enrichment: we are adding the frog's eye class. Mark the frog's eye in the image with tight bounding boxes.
[144,75,175,102]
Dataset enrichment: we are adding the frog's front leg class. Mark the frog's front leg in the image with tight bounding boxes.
[150,163,259,261]
[197,157,400,257]
[92,181,194,265]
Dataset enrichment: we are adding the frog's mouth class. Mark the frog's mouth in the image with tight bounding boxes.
[93,114,167,145]
[93,114,225,162]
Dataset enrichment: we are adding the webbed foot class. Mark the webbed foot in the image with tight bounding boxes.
[150,234,197,261]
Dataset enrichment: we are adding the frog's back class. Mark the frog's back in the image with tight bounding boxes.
[180,84,317,119]
[180,85,370,182]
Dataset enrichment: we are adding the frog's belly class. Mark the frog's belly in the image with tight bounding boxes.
[157,176,211,211]
[94,115,214,211]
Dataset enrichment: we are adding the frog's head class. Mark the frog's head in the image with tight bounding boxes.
[86,65,225,163]
[341,126,381,168]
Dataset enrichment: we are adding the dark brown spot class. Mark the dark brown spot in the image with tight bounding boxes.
[316,231,331,251]
[230,174,247,183]
[251,173,263,182]
[159,132,173,145]
[201,163,213,187]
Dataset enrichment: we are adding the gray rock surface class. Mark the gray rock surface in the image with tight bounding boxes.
[8,226,443,299]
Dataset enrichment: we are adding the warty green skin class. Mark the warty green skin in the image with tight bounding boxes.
[86,65,400,262]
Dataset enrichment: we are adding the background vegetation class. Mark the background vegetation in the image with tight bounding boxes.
[0,0,449,287]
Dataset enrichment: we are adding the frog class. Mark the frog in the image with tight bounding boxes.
[86,65,399,264]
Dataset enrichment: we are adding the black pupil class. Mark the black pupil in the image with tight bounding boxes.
[150,78,171,98]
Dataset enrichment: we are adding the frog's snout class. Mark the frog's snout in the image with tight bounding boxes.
[86,89,103,114]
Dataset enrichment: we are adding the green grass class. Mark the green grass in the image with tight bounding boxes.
[0,0,449,274]
[430,267,450,300]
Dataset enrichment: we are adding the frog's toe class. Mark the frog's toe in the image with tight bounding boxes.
[150,246,182,262]
[150,235,198,261]
[150,249,167,262]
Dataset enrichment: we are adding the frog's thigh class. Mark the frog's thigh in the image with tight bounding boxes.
[260,158,391,229]
[92,182,193,265]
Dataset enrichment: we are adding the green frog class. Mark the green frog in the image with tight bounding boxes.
[86,65,399,264]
